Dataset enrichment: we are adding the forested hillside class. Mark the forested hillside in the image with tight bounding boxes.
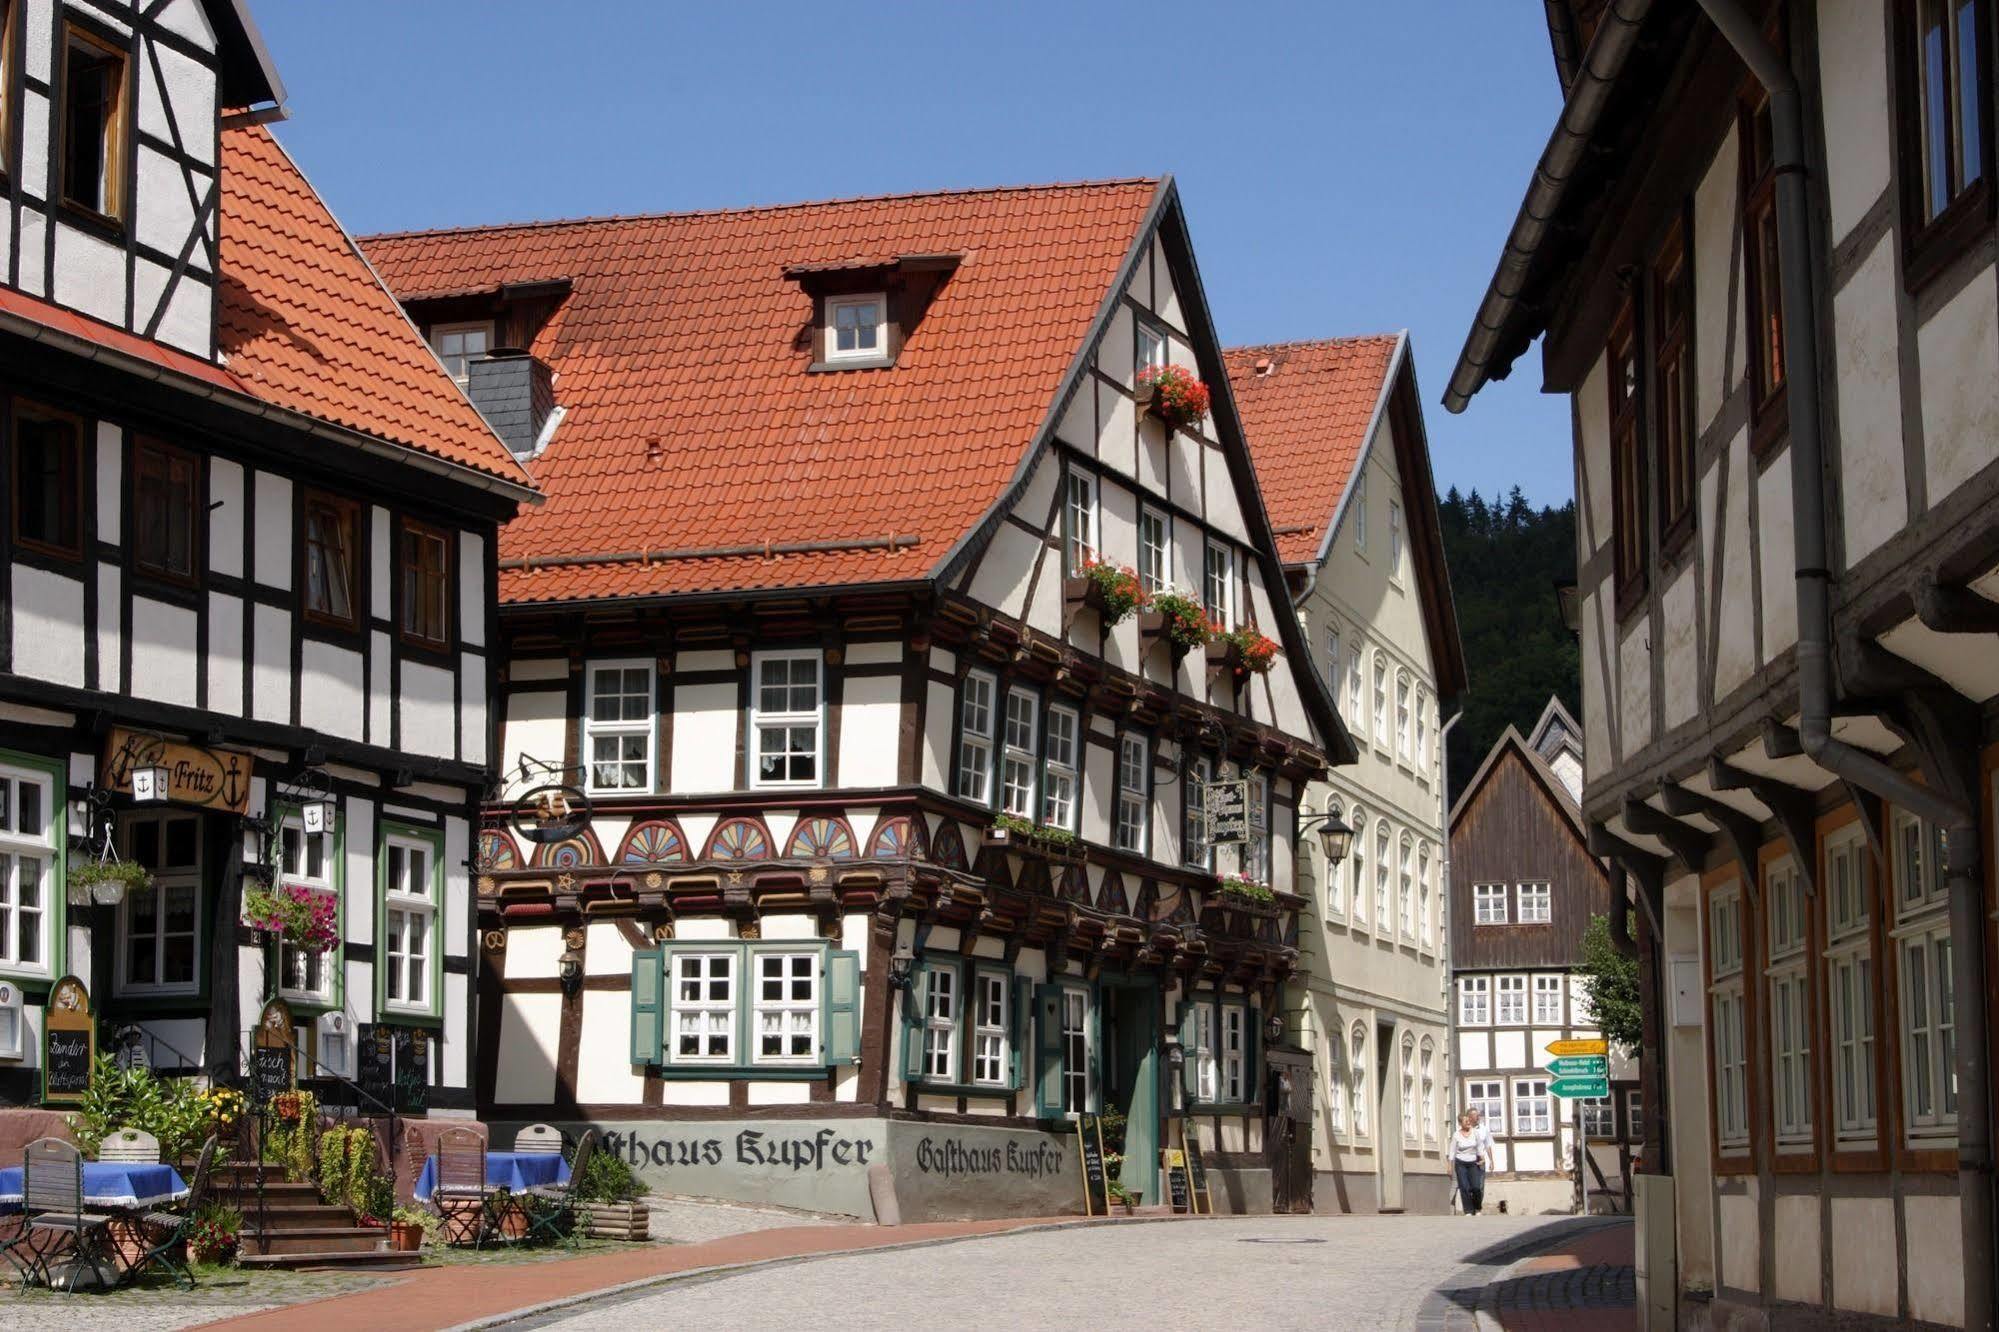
[1439,487,1580,805]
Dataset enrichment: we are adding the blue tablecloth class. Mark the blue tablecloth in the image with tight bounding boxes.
[412,1150,569,1202]
[0,1161,189,1213]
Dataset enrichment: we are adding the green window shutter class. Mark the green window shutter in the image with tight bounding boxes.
[1178,998,1202,1100]
[1034,982,1065,1117]
[902,971,927,1084]
[630,948,663,1065]
[825,949,860,1065]
[1010,977,1032,1090]
[1244,1007,1261,1106]
[1087,986,1103,1113]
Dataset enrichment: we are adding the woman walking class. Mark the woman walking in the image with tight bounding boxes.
[1451,1110,1491,1216]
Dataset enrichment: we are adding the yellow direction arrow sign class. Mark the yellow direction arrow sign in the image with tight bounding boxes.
[1545,1038,1609,1058]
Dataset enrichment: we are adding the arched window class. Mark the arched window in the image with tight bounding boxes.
[1416,689,1433,775]
[1395,670,1413,762]
[1420,1037,1438,1143]
[1348,806,1368,923]
[1400,1032,1417,1143]
[1372,654,1390,747]
[1418,843,1434,947]
[1322,798,1346,921]
[1349,1022,1370,1138]
[1373,821,1392,930]
[1398,833,1415,939]
[1327,1021,1347,1133]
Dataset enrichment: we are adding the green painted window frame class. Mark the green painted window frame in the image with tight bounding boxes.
[269,801,344,1014]
[0,748,66,988]
[375,820,443,1022]
[1035,977,1101,1120]
[1181,988,1258,1112]
[637,940,856,1080]
[901,952,1027,1098]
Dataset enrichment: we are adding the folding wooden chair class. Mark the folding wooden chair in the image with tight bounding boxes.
[525,1129,595,1246]
[99,1129,161,1164]
[513,1123,565,1156]
[129,1134,217,1290]
[431,1128,494,1247]
[9,1139,113,1292]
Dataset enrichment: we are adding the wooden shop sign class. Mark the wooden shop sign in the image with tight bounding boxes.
[101,727,252,814]
[42,976,95,1104]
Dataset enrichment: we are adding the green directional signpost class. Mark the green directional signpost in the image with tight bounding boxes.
[1545,1039,1611,1215]
[1550,1073,1610,1098]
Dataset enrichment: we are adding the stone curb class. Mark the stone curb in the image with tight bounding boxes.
[1472,1215,1627,1332]
[449,1212,1226,1331]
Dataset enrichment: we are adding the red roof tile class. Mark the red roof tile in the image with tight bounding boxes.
[0,284,245,394]
[217,124,534,492]
[1224,334,1401,566]
[360,180,1162,603]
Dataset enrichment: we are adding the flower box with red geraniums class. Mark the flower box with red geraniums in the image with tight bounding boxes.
[1147,591,1219,655]
[1073,557,1148,624]
[243,881,337,953]
[1135,364,1211,432]
[1224,626,1280,676]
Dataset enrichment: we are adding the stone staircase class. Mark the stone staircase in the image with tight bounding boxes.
[210,1163,411,1270]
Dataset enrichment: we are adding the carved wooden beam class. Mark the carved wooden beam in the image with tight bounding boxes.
[1620,798,1711,876]
[1706,756,1815,900]
[1912,571,1999,634]
[1838,780,1888,870]
[1658,783,1765,887]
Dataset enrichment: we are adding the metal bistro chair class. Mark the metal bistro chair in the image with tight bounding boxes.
[99,1128,162,1164]
[129,1134,217,1290]
[432,1128,496,1248]
[524,1128,595,1247]
[11,1139,115,1292]
[513,1123,566,1156]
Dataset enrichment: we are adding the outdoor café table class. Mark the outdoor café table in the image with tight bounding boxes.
[411,1149,570,1202]
[0,1160,189,1288]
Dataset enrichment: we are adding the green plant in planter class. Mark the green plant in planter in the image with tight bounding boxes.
[1215,874,1276,906]
[1078,557,1148,624]
[67,858,153,903]
[1150,591,1220,651]
[990,813,1080,852]
[67,1054,212,1162]
[575,1148,644,1204]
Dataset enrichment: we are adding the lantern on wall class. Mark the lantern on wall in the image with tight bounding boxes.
[301,797,337,836]
[1299,807,1354,867]
[130,764,172,804]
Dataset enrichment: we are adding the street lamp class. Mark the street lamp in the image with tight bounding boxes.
[130,763,171,804]
[1298,807,1355,867]
[301,796,338,836]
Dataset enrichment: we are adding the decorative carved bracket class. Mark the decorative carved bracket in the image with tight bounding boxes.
[1912,571,1999,634]
[1658,783,1766,889]
[1707,756,1815,900]
[1620,798,1711,877]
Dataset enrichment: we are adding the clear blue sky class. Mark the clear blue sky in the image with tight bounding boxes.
[255,0,1569,507]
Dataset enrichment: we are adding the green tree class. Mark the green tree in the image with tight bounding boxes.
[1578,914,1642,1049]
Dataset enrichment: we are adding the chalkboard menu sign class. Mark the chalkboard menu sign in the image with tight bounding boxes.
[356,1023,393,1096]
[1074,1113,1110,1216]
[1184,1135,1213,1215]
[391,1026,431,1113]
[1163,1148,1191,1213]
[42,977,95,1104]
[251,1044,294,1103]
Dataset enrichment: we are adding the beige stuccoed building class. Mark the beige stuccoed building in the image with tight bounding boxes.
[1228,335,1467,1213]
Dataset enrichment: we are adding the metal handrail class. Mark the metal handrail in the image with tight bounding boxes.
[242,1028,403,1250]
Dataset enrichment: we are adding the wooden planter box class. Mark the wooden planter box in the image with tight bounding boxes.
[579,1200,650,1241]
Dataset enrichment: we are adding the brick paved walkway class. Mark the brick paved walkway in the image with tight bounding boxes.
[1484,1219,1635,1330]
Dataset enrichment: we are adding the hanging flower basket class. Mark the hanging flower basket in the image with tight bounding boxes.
[66,858,152,907]
[1135,365,1211,432]
[1073,558,1149,625]
[1223,626,1281,676]
[243,881,338,952]
[1147,591,1220,656]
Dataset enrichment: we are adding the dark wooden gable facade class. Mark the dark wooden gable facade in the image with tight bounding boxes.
[1448,726,1610,972]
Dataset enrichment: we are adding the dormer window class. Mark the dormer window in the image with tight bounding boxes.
[430,323,493,386]
[60,23,128,221]
[827,295,886,362]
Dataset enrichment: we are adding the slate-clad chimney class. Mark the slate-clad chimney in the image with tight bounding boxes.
[465,349,556,460]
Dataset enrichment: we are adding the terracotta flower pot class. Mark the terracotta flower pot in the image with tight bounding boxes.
[389,1221,424,1252]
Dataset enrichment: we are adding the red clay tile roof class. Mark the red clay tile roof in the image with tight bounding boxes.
[0,284,246,394]
[360,179,1163,604]
[1223,334,1401,567]
[217,123,534,492]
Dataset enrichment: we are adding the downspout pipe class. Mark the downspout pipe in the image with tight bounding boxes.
[1697,6,1992,1327]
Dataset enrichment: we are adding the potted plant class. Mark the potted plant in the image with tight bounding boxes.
[388,1205,430,1252]
[187,1203,242,1266]
[574,1151,650,1240]
[987,814,1083,863]
[1145,590,1218,657]
[1221,625,1280,676]
[241,880,337,952]
[1107,1178,1137,1216]
[1134,364,1211,432]
[66,857,151,906]
[1215,874,1277,913]
[1069,557,1148,626]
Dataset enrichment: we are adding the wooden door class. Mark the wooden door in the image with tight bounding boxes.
[1265,1049,1314,1213]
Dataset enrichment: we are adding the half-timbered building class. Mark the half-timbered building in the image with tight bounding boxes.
[1225,334,1467,1213]
[1450,2,1999,1324]
[1449,699,1634,1215]
[363,178,1352,1221]
[0,0,534,1133]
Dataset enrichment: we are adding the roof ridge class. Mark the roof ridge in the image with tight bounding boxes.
[1222,332,1403,357]
[360,176,1165,244]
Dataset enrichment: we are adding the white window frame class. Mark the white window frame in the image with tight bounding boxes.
[1372,656,1389,747]
[1349,1023,1369,1138]
[1114,733,1149,854]
[583,659,656,793]
[1474,882,1508,925]
[382,832,436,1015]
[429,320,492,386]
[1395,671,1413,764]
[972,970,1009,1087]
[1458,975,1490,1026]
[1894,811,1955,1143]
[825,293,886,362]
[1517,880,1552,924]
[1765,856,1812,1147]
[1353,468,1368,552]
[1347,805,1367,923]
[749,650,824,790]
[0,763,56,977]
[1825,824,1876,1142]
[752,950,820,1067]
[1061,986,1094,1116]
[1328,1038,1347,1134]
[1465,1078,1504,1134]
[1372,822,1391,930]
[1136,322,1166,374]
[1389,499,1405,580]
[1001,687,1039,819]
[922,963,958,1082]
[1241,770,1270,885]
[1533,974,1564,1026]
[1580,1096,1615,1139]
[1042,704,1080,832]
[1065,470,1099,573]
[1418,844,1433,947]
[1401,1034,1417,1144]
[1139,506,1170,593]
[1220,1002,1248,1103]
[1496,974,1527,1025]
[1512,1077,1553,1135]
[116,812,201,998]
[1203,540,1236,628]
[1421,1038,1437,1143]
[1709,885,1749,1150]
[275,816,336,1006]
[1397,834,1415,940]
[1189,1000,1217,1103]
[956,670,997,805]
[668,951,737,1065]
[1184,755,1214,871]
[1415,690,1431,778]
[1326,627,1342,698]
[1345,643,1364,735]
